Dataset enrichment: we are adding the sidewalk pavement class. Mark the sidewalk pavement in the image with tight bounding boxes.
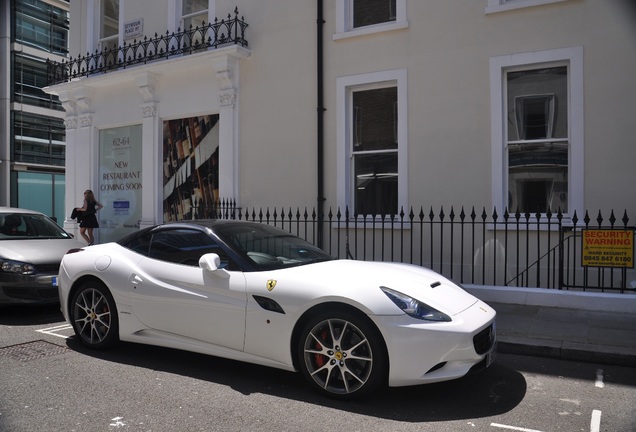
[490,302,636,367]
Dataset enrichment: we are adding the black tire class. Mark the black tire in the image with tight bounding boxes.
[70,280,119,349]
[297,310,388,400]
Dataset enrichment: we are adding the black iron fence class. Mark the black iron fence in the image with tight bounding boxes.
[47,7,248,86]
[213,200,635,293]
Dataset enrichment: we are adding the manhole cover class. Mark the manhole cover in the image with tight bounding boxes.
[0,340,69,362]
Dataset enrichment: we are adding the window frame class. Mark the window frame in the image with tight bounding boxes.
[485,0,569,15]
[337,69,408,219]
[167,0,215,34]
[97,0,120,52]
[490,47,584,218]
[334,0,407,40]
[180,0,208,29]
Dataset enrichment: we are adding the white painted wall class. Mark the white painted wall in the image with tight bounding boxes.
[51,0,636,244]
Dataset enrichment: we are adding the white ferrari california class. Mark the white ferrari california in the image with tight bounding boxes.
[58,220,496,399]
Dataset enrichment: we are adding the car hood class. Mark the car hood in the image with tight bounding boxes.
[0,238,83,264]
[270,259,478,316]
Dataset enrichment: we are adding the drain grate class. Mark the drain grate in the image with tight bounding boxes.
[0,340,69,362]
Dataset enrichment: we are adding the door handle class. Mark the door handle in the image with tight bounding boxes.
[129,274,143,287]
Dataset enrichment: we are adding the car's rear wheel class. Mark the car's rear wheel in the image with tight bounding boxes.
[70,280,118,349]
[298,311,387,399]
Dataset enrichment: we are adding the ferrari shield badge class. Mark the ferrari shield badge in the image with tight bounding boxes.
[266,280,277,291]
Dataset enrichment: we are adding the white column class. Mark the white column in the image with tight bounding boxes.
[58,90,78,233]
[136,73,159,229]
[212,57,240,205]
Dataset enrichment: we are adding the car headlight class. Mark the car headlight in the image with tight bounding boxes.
[380,286,451,322]
[1,259,37,275]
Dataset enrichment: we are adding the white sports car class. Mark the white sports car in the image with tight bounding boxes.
[58,220,496,399]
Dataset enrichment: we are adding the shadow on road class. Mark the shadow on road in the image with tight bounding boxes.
[65,336,526,423]
[0,304,63,326]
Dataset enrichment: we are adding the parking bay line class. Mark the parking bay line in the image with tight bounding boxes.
[36,324,73,339]
[490,423,544,432]
[590,410,601,432]
[492,409,602,432]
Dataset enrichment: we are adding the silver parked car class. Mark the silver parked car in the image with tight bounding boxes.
[0,207,83,305]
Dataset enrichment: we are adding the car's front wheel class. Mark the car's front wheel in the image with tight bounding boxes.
[298,310,387,399]
[70,280,119,349]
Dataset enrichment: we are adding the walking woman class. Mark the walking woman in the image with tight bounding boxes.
[75,190,103,245]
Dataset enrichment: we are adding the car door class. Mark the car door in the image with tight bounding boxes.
[128,228,247,351]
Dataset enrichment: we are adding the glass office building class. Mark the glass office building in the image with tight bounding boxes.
[0,0,69,223]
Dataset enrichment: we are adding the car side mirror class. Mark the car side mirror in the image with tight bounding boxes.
[199,253,230,278]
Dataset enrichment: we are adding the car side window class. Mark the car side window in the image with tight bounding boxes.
[126,232,153,256]
[148,229,237,269]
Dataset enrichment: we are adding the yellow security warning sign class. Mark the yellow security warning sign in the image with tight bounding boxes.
[581,229,634,268]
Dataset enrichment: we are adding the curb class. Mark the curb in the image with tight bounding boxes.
[497,336,636,367]
[464,285,636,313]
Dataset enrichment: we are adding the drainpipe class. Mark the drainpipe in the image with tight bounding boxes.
[316,0,325,248]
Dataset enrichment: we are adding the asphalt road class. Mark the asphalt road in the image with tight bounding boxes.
[1,304,635,432]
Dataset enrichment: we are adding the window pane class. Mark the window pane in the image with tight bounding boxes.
[182,0,208,29]
[507,66,567,141]
[506,66,568,214]
[354,153,398,216]
[13,113,66,166]
[102,0,119,37]
[508,142,568,213]
[354,0,397,28]
[149,229,218,265]
[13,53,63,110]
[14,0,69,55]
[17,172,54,217]
[183,0,208,15]
[352,87,397,151]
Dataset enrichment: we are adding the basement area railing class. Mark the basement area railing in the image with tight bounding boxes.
[212,200,635,293]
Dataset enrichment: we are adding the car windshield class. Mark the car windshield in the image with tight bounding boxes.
[0,212,73,240]
[215,223,334,270]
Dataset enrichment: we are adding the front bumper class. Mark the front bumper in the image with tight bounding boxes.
[372,299,497,387]
[0,273,59,305]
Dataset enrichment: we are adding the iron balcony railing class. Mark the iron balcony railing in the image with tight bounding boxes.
[211,200,635,293]
[47,7,248,86]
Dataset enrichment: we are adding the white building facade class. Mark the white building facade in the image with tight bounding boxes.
[46,0,636,288]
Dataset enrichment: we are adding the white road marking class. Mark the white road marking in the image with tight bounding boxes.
[490,423,544,432]
[595,369,604,388]
[590,410,602,432]
[109,416,126,428]
[36,324,73,339]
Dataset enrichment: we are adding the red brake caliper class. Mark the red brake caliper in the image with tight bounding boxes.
[314,329,328,367]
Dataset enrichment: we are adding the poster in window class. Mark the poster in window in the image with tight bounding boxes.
[162,114,219,222]
[98,124,143,243]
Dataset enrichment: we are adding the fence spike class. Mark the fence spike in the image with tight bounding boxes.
[596,210,604,227]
